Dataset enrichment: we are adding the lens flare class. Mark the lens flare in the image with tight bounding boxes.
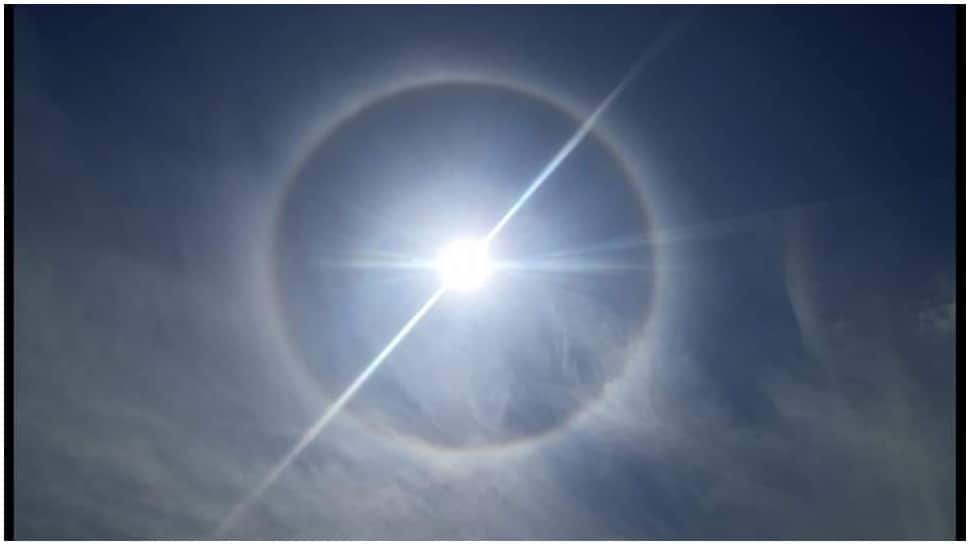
[218,10,698,532]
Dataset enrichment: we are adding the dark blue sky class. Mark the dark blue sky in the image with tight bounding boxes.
[14,6,957,539]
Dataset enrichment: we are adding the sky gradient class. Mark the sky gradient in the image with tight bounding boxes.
[12,5,958,539]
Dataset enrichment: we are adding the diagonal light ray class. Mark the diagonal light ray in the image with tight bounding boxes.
[213,288,445,537]
[483,67,638,244]
[215,11,698,536]
[484,9,697,244]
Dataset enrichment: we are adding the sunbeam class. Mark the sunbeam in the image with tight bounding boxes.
[213,287,446,537]
[484,9,697,243]
[213,13,697,534]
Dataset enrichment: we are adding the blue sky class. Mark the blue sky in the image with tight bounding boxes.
[13,5,957,538]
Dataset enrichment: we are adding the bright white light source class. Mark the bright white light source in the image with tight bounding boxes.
[435,238,493,292]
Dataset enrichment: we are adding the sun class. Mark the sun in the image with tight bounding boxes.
[435,238,494,292]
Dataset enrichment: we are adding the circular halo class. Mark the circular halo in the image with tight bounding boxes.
[263,72,664,458]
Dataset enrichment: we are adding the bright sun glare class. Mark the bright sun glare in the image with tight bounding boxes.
[435,238,494,292]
